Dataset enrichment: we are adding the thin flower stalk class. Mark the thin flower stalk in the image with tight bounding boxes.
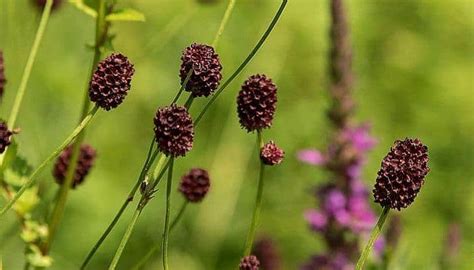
[162,158,175,270]
[45,0,110,252]
[0,106,99,217]
[0,0,53,165]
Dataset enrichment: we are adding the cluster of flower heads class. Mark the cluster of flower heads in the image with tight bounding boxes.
[299,124,382,269]
[0,51,5,99]
[53,144,97,188]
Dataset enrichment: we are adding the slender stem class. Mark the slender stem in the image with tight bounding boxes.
[243,131,265,256]
[194,0,288,126]
[356,207,390,270]
[172,70,192,104]
[131,201,188,270]
[80,139,159,269]
[0,106,99,218]
[211,0,237,48]
[107,208,142,270]
[43,0,109,254]
[0,0,53,165]
[184,95,194,109]
[162,158,175,270]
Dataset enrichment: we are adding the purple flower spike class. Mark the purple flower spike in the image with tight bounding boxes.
[297,149,326,166]
[305,210,328,232]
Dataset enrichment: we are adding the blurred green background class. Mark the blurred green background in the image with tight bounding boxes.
[0,0,473,269]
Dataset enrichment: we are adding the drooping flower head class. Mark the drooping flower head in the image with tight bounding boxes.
[237,74,277,132]
[153,104,194,157]
[260,141,284,166]
[0,121,13,154]
[180,43,222,97]
[239,255,260,270]
[89,53,135,110]
[373,138,429,210]
[53,144,97,188]
[0,51,5,99]
[179,168,210,202]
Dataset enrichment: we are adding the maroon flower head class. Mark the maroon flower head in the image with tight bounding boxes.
[260,141,284,166]
[237,74,277,132]
[154,104,194,157]
[0,51,5,99]
[180,43,222,97]
[89,53,135,110]
[0,121,13,154]
[34,0,62,10]
[53,144,97,188]
[373,138,429,210]
[179,168,210,202]
[253,237,281,270]
[239,255,260,270]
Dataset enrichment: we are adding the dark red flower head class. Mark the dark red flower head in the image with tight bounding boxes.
[154,104,194,157]
[373,138,429,210]
[89,53,135,110]
[0,121,13,154]
[0,51,5,99]
[179,168,210,202]
[237,74,277,132]
[53,144,97,188]
[260,141,284,166]
[180,43,222,97]
[239,255,260,270]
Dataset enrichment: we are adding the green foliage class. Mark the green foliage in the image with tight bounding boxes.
[106,9,146,22]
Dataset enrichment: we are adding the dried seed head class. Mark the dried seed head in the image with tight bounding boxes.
[53,144,97,188]
[34,0,62,10]
[239,255,260,270]
[89,53,135,110]
[180,43,222,97]
[373,138,429,210]
[0,51,5,99]
[237,74,277,132]
[260,141,284,166]
[0,121,13,154]
[153,104,194,157]
[179,168,210,202]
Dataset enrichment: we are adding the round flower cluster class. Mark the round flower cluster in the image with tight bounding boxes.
[239,255,260,270]
[53,144,97,188]
[0,121,13,154]
[179,168,210,202]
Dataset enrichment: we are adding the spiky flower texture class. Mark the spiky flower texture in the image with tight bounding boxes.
[373,138,429,210]
[237,74,277,132]
[179,168,210,202]
[0,121,13,154]
[180,43,222,97]
[260,141,284,166]
[239,255,260,270]
[154,104,194,157]
[53,144,97,188]
[89,53,135,110]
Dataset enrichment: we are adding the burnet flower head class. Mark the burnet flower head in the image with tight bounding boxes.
[260,141,284,166]
[180,43,222,97]
[89,53,135,110]
[239,255,260,270]
[153,104,194,157]
[373,138,429,210]
[0,51,6,99]
[53,144,97,188]
[179,168,210,202]
[237,74,277,132]
[0,121,13,154]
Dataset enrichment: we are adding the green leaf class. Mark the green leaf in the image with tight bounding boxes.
[3,155,33,187]
[106,8,145,22]
[13,186,40,216]
[69,0,98,18]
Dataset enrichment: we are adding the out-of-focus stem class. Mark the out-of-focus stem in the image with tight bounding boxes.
[212,0,237,48]
[162,158,175,270]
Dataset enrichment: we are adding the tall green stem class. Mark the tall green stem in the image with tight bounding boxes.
[243,131,265,256]
[195,0,288,126]
[80,138,160,269]
[162,158,175,270]
[0,0,53,165]
[356,207,390,270]
[108,208,142,270]
[45,0,109,253]
[212,0,237,48]
[0,106,99,218]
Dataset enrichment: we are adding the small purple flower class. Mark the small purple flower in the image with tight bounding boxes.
[343,124,377,153]
[305,210,328,232]
[297,149,326,166]
[324,189,346,214]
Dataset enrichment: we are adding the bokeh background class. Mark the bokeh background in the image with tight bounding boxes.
[0,0,473,269]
